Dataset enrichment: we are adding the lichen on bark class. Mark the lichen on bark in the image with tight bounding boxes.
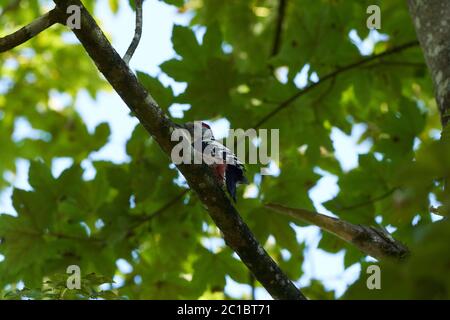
[408,0,450,127]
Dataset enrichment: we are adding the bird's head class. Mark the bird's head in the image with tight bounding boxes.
[183,121,214,141]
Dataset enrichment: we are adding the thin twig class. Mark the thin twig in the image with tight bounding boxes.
[0,7,62,53]
[270,0,287,57]
[253,41,420,128]
[49,231,105,244]
[126,190,190,240]
[362,60,426,69]
[133,189,189,226]
[338,188,397,211]
[123,0,143,64]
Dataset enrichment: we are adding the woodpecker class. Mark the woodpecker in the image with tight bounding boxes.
[183,121,248,202]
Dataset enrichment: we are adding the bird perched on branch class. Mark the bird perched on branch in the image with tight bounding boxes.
[182,121,248,202]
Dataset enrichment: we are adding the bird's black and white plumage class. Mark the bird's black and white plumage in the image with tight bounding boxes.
[183,121,248,202]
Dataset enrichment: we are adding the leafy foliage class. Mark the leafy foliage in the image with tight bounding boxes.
[0,0,448,299]
[3,272,118,300]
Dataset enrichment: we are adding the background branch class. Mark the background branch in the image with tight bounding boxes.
[123,0,143,64]
[265,203,409,261]
[132,189,190,227]
[52,0,305,300]
[337,188,397,211]
[362,60,426,69]
[270,0,287,57]
[254,41,420,128]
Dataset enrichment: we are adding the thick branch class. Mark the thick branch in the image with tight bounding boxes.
[0,8,61,53]
[123,0,143,64]
[265,203,409,261]
[408,0,450,127]
[52,0,305,300]
[254,41,420,128]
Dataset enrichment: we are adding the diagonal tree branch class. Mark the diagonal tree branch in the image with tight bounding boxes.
[50,0,305,300]
[254,40,420,128]
[123,0,143,65]
[265,203,409,261]
[0,7,62,53]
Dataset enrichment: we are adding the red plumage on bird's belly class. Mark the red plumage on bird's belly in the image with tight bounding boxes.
[213,163,226,184]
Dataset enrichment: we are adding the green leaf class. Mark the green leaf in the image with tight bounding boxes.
[109,0,119,13]
[192,249,227,292]
[93,123,111,149]
[171,25,202,64]
[0,214,49,283]
[203,23,223,57]
[162,0,184,7]
[28,160,55,192]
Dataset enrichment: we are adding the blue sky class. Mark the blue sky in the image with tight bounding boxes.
[0,0,393,299]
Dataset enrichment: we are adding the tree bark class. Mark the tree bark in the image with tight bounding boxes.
[0,8,62,53]
[408,0,450,127]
